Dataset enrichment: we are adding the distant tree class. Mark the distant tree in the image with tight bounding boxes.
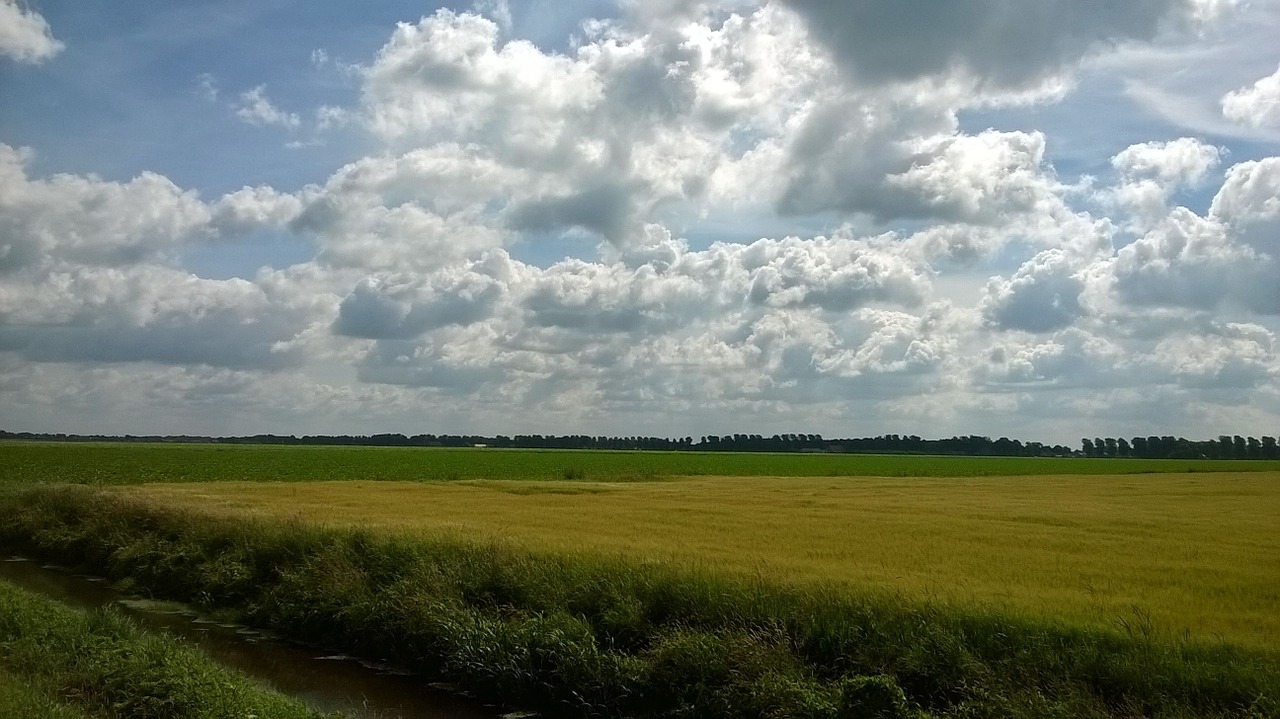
[1082,438,1096,457]
[1104,438,1118,457]
[1234,435,1247,459]
[1117,438,1130,457]
[1263,436,1278,459]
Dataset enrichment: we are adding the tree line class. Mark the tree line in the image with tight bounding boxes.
[1081,435,1279,459]
[4,428,1277,458]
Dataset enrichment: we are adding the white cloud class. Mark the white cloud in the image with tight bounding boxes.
[0,264,317,369]
[0,144,212,272]
[1221,63,1280,128]
[235,85,301,129]
[288,146,516,270]
[1108,208,1253,311]
[334,252,512,339]
[0,0,62,63]
[885,130,1056,224]
[980,249,1085,333]
[1209,156,1280,255]
[211,185,304,235]
[1106,138,1223,228]
[1153,323,1276,389]
[1111,137,1223,186]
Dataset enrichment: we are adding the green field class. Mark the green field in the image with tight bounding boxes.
[4,441,1280,485]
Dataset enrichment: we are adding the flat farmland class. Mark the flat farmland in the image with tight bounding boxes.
[5,441,1280,484]
[126,472,1280,650]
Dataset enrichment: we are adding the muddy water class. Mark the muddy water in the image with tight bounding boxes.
[0,557,505,719]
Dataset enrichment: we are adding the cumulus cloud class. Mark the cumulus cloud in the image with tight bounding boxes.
[1221,64,1280,128]
[0,144,319,273]
[1106,138,1223,227]
[1153,323,1276,389]
[1108,208,1255,310]
[1111,137,1223,186]
[328,229,940,414]
[1209,156,1280,254]
[288,146,514,270]
[0,144,212,272]
[334,252,512,339]
[885,130,1057,223]
[211,186,304,235]
[0,264,314,369]
[5,0,1279,440]
[981,249,1085,333]
[0,0,62,63]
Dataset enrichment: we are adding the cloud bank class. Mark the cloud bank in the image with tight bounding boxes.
[2,0,1278,442]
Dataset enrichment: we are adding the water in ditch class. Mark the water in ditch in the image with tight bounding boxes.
[0,556,507,719]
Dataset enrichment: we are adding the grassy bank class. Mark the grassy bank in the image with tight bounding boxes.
[2,485,1276,719]
[0,578,334,719]
[6,441,1280,486]
[0,667,91,719]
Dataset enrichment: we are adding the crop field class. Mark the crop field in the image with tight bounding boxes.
[5,440,1280,485]
[4,442,1279,717]
[126,472,1280,651]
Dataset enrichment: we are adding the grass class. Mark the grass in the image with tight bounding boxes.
[1,485,1277,719]
[124,473,1280,650]
[0,578,336,719]
[0,667,91,719]
[5,440,1280,486]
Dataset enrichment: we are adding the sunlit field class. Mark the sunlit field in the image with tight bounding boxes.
[127,472,1280,650]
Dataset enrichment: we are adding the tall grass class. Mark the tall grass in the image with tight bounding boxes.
[0,577,335,719]
[2,485,1275,719]
[0,667,92,719]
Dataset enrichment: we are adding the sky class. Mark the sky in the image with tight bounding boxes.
[2,0,1279,444]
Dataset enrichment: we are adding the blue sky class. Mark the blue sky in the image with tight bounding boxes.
[2,0,1280,443]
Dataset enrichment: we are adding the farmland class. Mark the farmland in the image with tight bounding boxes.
[1,441,1278,718]
[4,440,1280,485]
[125,472,1280,651]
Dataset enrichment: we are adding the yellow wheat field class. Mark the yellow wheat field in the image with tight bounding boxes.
[125,473,1280,650]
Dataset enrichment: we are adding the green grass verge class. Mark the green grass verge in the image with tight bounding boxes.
[0,576,336,719]
[2,485,1275,719]
[4,441,1280,486]
[0,666,92,719]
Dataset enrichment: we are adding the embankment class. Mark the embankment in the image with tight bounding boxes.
[2,485,1276,719]
[0,577,333,719]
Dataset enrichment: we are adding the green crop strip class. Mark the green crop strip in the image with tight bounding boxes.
[5,441,1280,486]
